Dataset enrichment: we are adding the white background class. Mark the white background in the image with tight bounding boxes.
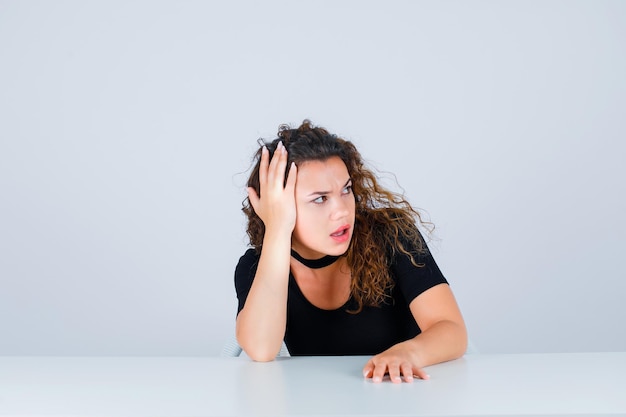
[1,0,624,356]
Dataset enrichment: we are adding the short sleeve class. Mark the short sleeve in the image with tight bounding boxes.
[390,233,448,304]
[234,248,261,314]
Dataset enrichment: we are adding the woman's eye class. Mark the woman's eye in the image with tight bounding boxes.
[342,185,352,195]
[313,196,326,204]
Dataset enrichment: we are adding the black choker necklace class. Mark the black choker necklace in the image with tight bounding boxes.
[291,249,340,269]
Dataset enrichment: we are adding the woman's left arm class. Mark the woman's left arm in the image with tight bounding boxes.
[362,283,467,383]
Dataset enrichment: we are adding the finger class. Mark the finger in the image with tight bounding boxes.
[266,142,283,181]
[258,145,269,187]
[268,141,288,186]
[412,366,430,380]
[400,362,414,383]
[362,360,373,378]
[371,362,387,383]
[285,162,297,191]
[387,362,402,384]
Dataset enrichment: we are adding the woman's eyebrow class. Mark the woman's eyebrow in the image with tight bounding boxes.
[307,178,352,197]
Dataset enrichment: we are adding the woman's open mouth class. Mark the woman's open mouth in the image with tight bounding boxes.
[330,225,351,242]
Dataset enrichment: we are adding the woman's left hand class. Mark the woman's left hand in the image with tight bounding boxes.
[362,340,429,383]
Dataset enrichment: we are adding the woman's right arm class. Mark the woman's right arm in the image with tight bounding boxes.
[235,142,297,361]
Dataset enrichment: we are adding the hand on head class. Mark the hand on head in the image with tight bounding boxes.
[247,141,298,235]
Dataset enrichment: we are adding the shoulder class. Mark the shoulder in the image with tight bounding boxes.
[235,248,260,277]
[384,220,448,301]
[237,248,260,266]
[234,248,261,302]
[234,248,261,313]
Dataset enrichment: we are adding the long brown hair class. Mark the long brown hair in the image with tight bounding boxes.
[242,120,432,313]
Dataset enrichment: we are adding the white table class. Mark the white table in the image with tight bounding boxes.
[1,352,625,416]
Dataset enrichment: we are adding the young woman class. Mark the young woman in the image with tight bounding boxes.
[235,120,467,383]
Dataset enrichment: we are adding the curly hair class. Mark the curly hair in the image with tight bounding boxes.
[242,120,432,313]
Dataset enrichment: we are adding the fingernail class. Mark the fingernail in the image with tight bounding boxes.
[373,376,381,383]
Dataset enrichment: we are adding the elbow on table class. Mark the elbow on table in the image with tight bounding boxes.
[456,338,469,359]
[455,324,469,358]
[249,352,278,362]
[235,320,283,361]
[433,319,468,360]
[236,333,281,362]
[448,320,468,356]
[242,344,280,362]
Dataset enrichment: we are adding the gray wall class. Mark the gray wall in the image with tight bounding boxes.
[1,0,624,356]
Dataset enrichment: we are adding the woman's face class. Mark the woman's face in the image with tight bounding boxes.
[291,156,356,259]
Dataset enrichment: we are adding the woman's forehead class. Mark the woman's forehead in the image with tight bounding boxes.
[295,157,349,188]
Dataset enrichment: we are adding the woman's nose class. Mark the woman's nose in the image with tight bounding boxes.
[330,197,350,220]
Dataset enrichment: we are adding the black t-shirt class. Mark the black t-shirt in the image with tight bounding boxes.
[234,237,448,356]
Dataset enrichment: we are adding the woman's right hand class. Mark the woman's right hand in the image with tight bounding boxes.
[247,141,297,235]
